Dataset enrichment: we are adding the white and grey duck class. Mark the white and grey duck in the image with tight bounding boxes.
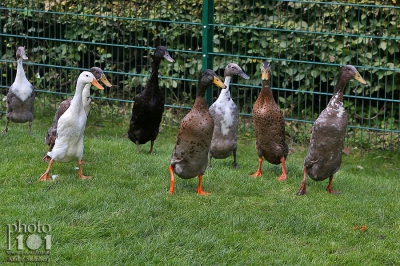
[169,69,226,195]
[297,65,366,195]
[39,71,104,181]
[250,61,289,181]
[2,46,34,134]
[42,67,112,161]
[128,46,174,153]
[209,63,249,168]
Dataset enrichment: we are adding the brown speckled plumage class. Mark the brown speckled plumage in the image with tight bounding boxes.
[297,65,366,195]
[42,67,112,161]
[209,63,249,168]
[2,47,34,135]
[169,69,226,195]
[250,61,289,180]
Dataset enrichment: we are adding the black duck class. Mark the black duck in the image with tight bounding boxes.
[127,46,174,153]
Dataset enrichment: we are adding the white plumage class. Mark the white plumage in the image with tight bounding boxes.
[39,71,104,181]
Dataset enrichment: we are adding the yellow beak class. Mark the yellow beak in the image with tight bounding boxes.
[213,76,226,89]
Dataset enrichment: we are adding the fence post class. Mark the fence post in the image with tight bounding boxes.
[202,0,214,106]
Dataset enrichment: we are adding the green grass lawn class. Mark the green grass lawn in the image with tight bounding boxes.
[1,113,400,265]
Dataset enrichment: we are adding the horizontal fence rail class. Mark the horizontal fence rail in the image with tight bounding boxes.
[1,0,399,151]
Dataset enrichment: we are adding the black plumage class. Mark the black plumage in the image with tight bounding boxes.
[127,46,174,153]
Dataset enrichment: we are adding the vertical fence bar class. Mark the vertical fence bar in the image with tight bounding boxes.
[202,0,214,106]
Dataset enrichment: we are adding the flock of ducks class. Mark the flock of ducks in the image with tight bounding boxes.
[2,46,367,196]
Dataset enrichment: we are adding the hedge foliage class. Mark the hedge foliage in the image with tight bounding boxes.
[1,0,399,148]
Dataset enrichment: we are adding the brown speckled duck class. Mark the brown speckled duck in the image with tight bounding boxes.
[209,63,250,168]
[169,69,226,195]
[297,65,366,195]
[42,67,112,161]
[250,61,289,180]
[128,46,175,153]
[2,46,34,135]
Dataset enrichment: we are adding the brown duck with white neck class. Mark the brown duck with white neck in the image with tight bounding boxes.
[297,65,367,195]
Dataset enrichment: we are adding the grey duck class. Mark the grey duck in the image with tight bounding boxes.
[209,63,249,168]
[2,46,34,135]
[297,65,366,195]
[42,67,112,161]
[169,69,226,195]
[250,61,289,181]
[127,46,174,153]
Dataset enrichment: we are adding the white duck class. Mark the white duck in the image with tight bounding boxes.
[42,67,112,161]
[209,63,249,168]
[2,46,35,134]
[39,71,104,181]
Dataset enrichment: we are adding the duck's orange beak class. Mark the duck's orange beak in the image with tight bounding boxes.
[91,78,104,90]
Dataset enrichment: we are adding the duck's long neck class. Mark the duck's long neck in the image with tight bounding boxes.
[145,57,162,90]
[260,79,274,99]
[223,76,232,91]
[70,79,85,111]
[16,58,27,81]
[332,73,348,102]
[216,76,232,101]
[81,83,92,115]
[193,83,208,110]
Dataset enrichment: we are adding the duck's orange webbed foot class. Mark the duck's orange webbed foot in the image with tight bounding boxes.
[196,175,210,196]
[39,159,54,181]
[39,173,51,181]
[169,165,175,195]
[277,157,287,181]
[250,157,263,178]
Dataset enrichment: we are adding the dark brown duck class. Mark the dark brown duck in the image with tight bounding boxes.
[169,69,226,195]
[250,61,289,180]
[297,65,366,195]
[128,46,174,153]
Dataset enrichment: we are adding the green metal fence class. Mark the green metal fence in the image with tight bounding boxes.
[1,1,399,151]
